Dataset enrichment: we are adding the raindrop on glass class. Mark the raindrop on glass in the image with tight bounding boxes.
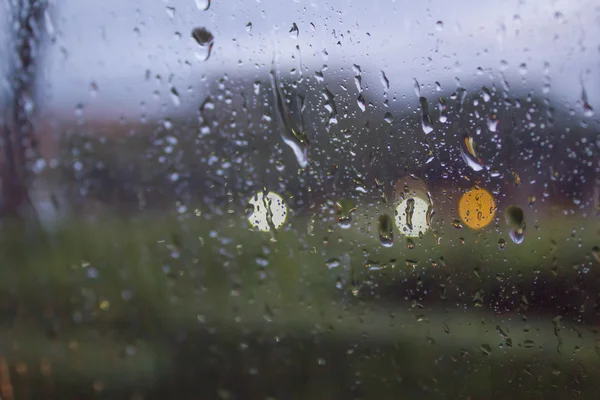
[505,205,526,244]
[460,135,484,172]
[192,27,215,61]
[378,214,394,247]
[195,0,210,11]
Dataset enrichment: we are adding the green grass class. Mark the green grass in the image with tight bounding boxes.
[0,204,599,399]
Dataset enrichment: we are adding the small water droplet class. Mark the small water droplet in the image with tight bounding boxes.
[451,220,463,229]
[519,63,528,75]
[498,238,506,250]
[435,20,444,31]
[165,6,175,19]
[480,344,492,356]
[195,0,211,11]
[378,214,394,247]
[192,27,215,61]
[246,22,252,32]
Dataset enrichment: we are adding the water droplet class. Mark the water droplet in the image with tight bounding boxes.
[591,246,600,263]
[419,97,433,134]
[486,113,499,132]
[195,0,211,11]
[336,199,356,229]
[519,63,528,75]
[384,112,394,124]
[480,344,492,356]
[270,68,310,169]
[245,22,252,32]
[326,259,340,269]
[380,70,390,92]
[170,87,181,106]
[435,21,444,31]
[89,81,98,97]
[498,238,506,250]
[460,135,484,171]
[165,6,175,19]
[473,290,484,307]
[289,22,299,38]
[437,98,448,123]
[480,86,491,102]
[413,78,421,97]
[356,95,366,112]
[191,27,214,61]
[505,205,526,244]
[378,214,394,247]
[581,86,594,117]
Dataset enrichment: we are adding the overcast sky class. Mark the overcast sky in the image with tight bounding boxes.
[3,0,599,120]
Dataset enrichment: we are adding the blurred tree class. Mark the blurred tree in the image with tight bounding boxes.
[1,0,47,223]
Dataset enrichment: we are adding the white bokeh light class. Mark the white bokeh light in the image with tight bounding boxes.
[395,196,430,238]
[247,192,288,232]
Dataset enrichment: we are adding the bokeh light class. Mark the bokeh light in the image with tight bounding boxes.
[247,192,288,232]
[395,196,431,238]
[458,187,496,229]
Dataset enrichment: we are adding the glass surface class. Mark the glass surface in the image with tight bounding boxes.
[1,0,599,398]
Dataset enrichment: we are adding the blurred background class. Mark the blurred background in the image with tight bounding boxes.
[0,0,599,399]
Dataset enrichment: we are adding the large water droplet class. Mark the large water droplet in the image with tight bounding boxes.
[413,78,421,97]
[195,0,210,11]
[192,27,214,61]
[486,113,498,132]
[336,199,356,229]
[378,214,394,247]
[289,22,299,38]
[581,86,594,117]
[437,98,448,123]
[165,6,175,19]
[460,135,484,171]
[356,95,366,112]
[505,205,526,244]
[270,68,310,169]
[419,97,433,134]
[380,70,390,92]
[170,87,181,107]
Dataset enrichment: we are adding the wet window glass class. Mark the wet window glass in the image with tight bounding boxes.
[1,0,599,398]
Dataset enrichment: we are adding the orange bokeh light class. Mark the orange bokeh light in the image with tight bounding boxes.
[458,187,496,229]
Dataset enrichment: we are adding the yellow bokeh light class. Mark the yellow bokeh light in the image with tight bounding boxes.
[458,187,496,229]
